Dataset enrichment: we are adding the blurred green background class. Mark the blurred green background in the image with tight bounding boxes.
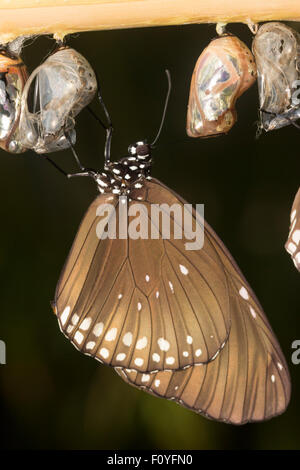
[0,22,299,450]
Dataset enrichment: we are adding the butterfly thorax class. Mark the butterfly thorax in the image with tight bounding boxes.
[95,141,152,196]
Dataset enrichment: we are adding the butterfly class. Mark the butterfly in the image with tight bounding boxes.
[252,22,300,132]
[186,34,256,138]
[52,71,291,423]
[285,187,300,272]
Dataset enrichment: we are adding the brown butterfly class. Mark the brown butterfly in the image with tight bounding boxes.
[52,72,290,423]
[285,187,300,272]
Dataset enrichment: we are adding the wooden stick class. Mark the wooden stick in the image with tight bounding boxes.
[1,0,300,44]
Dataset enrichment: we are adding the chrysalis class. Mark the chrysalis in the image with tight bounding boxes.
[18,46,97,154]
[285,187,300,271]
[0,48,28,153]
[186,35,257,138]
[252,22,300,132]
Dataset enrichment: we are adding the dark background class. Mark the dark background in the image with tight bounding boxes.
[0,22,299,450]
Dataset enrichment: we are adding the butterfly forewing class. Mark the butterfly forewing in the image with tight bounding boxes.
[285,187,300,271]
[53,178,233,372]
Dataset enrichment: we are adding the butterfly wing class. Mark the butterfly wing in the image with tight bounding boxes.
[115,179,291,423]
[285,187,300,271]
[53,180,233,372]
[115,276,290,424]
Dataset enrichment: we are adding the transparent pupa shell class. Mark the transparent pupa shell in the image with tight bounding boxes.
[285,187,300,272]
[186,35,257,138]
[0,50,28,153]
[252,22,300,132]
[18,47,97,154]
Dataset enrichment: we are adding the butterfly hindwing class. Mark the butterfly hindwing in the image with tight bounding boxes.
[115,179,291,423]
[116,276,290,424]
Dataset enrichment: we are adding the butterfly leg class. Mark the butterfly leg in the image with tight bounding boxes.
[65,131,87,172]
[43,156,96,181]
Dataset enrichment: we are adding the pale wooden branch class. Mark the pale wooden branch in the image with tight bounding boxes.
[0,0,300,44]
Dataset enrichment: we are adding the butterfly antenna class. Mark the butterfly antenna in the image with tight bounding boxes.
[151,69,171,147]
[94,72,113,166]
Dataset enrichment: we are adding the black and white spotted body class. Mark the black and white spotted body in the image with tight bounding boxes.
[95,141,152,198]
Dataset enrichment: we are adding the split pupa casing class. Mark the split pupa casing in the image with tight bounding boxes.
[0,51,28,153]
[285,187,300,272]
[18,47,97,154]
[252,22,300,131]
[186,35,257,138]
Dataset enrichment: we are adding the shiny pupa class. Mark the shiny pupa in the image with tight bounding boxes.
[0,49,28,153]
[18,47,97,154]
[186,35,257,138]
[252,22,300,132]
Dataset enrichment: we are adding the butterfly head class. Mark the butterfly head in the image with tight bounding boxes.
[128,140,152,159]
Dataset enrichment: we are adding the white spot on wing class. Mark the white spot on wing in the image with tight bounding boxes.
[100,348,109,359]
[74,331,84,345]
[292,229,300,245]
[249,306,257,319]
[137,302,142,311]
[239,286,249,300]
[61,306,71,326]
[134,357,144,367]
[105,327,117,341]
[166,356,175,365]
[145,275,150,282]
[93,322,104,337]
[168,281,174,293]
[71,314,79,325]
[154,379,160,387]
[271,374,276,383]
[287,242,297,254]
[195,349,202,357]
[179,264,189,275]
[183,351,189,357]
[152,353,160,362]
[116,353,126,361]
[80,317,91,331]
[157,338,170,351]
[141,374,150,382]
[187,335,193,344]
[123,332,133,346]
[86,341,95,350]
[136,336,147,350]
